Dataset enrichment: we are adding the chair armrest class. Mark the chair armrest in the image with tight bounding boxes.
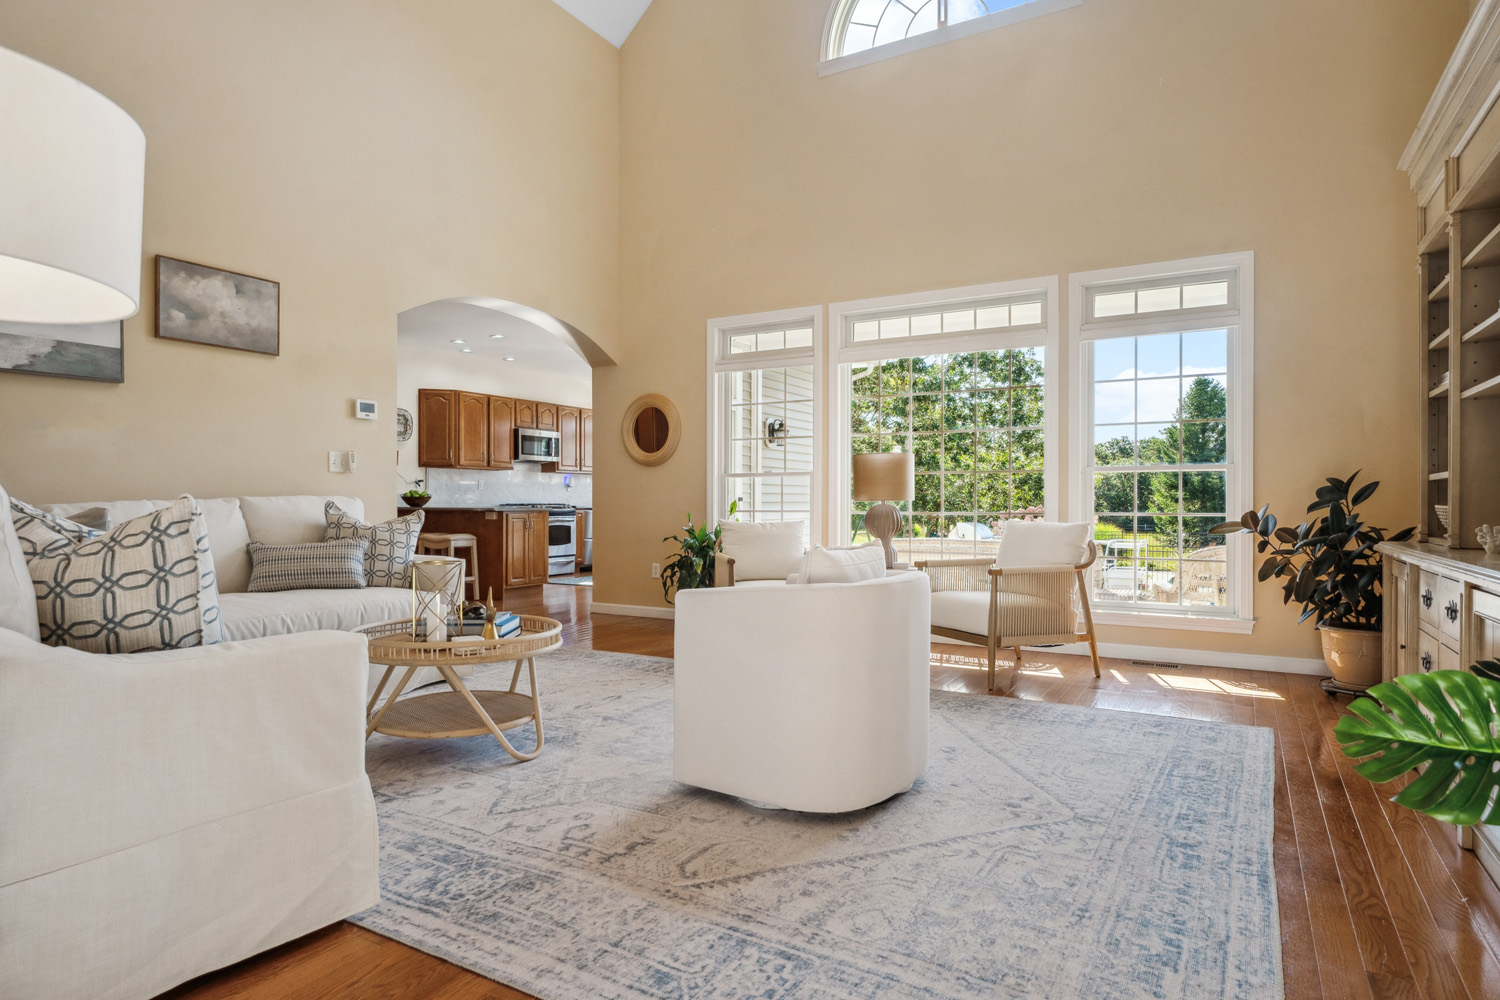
[989,563,1080,576]
[714,554,736,588]
[0,628,371,887]
[917,558,993,593]
[914,557,993,569]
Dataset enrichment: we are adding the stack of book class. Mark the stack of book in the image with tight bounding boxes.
[493,611,522,638]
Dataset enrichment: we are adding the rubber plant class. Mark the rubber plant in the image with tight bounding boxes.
[660,501,736,604]
[1210,471,1414,630]
[1334,664,1500,826]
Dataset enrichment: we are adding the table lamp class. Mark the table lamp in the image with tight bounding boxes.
[0,45,145,323]
[852,451,915,569]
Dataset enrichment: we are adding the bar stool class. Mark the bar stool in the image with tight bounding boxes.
[417,533,479,602]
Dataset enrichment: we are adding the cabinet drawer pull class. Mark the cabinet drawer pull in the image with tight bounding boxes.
[1422,589,1434,609]
[1445,600,1459,622]
[1421,652,1433,673]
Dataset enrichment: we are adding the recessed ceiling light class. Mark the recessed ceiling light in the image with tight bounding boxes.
[460,348,473,353]
[489,334,505,340]
[504,356,517,362]
[450,339,466,344]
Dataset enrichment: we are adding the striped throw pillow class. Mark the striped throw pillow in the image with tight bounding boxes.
[246,539,368,593]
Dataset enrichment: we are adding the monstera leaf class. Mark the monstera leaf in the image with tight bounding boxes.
[1334,670,1500,826]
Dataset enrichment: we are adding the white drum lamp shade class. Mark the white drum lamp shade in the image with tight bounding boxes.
[0,46,145,324]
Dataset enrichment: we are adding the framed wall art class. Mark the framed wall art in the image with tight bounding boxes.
[155,255,279,356]
[0,319,124,383]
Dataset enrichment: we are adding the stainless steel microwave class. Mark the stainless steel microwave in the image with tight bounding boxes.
[515,427,562,462]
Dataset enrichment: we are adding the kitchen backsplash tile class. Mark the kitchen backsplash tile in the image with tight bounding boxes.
[419,466,593,508]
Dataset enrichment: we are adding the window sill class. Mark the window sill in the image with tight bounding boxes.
[818,0,1084,78]
[1089,609,1256,635]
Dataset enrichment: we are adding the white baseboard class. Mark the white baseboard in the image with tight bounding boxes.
[934,635,1327,676]
[591,602,676,620]
[589,607,1323,673]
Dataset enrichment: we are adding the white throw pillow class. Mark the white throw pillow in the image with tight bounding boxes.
[800,544,887,585]
[997,520,1092,569]
[719,520,805,581]
[238,495,365,545]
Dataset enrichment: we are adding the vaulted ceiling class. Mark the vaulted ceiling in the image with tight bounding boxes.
[548,0,654,48]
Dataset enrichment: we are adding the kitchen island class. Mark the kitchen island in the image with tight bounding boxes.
[400,506,553,605]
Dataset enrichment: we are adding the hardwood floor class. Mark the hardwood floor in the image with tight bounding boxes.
[158,585,1500,1000]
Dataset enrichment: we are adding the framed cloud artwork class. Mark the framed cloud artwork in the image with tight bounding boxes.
[155,255,280,356]
[0,319,124,383]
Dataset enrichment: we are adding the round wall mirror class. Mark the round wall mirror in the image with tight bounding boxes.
[622,394,681,466]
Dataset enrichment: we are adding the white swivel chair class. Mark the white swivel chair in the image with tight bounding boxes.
[918,520,1101,693]
[674,569,931,813]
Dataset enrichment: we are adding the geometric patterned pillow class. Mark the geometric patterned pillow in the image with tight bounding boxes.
[21,495,225,653]
[9,497,102,559]
[245,539,369,593]
[323,501,424,587]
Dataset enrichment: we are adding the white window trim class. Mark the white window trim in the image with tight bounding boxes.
[828,276,1061,547]
[706,306,825,540]
[819,0,1084,77]
[1067,251,1256,634]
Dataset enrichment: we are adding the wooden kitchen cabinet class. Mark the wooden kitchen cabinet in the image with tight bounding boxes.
[503,510,549,588]
[488,395,514,470]
[535,402,559,431]
[557,406,581,472]
[417,389,457,468]
[580,408,594,473]
[576,511,587,569]
[515,399,538,429]
[456,392,489,468]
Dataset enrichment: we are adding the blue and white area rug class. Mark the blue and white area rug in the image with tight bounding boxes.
[355,647,1282,999]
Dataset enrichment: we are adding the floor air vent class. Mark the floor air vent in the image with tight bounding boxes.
[1130,660,1180,670]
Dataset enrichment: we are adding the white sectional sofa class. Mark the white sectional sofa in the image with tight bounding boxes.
[40,493,458,691]
[0,490,414,999]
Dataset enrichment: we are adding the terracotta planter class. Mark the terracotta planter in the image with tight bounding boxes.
[1318,623,1383,689]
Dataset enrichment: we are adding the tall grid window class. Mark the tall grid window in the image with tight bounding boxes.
[709,311,820,536]
[1072,254,1252,625]
[723,365,815,526]
[850,348,1046,561]
[1090,331,1228,609]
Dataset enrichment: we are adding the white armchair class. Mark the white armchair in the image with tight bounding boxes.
[674,571,931,813]
[918,521,1102,693]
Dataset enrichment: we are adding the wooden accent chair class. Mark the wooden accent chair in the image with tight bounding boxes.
[917,525,1101,693]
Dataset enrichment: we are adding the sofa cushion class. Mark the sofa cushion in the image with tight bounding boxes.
[800,543,886,585]
[0,484,40,640]
[719,520,805,581]
[239,495,365,545]
[324,502,423,587]
[246,540,368,593]
[931,590,1074,638]
[219,586,414,641]
[9,498,100,559]
[42,497,255,594]
[24,496,225,653]
[997,520,1091,569]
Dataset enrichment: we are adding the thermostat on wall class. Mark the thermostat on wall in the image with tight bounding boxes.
[354,399,378,420]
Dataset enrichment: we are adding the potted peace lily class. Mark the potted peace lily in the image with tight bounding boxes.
[1212,471,1413,689]
[660,501,736,603]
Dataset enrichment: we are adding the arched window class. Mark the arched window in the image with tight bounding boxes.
[823,0,1079,70]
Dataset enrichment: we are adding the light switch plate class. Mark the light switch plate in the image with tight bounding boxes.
[328,451,346,473]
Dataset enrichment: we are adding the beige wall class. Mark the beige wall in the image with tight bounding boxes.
[0,0,618,520]
[598,0,1471,661]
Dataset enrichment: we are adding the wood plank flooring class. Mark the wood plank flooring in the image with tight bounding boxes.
[158,585,1500,1000]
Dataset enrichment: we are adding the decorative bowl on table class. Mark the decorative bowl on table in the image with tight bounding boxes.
[402,494,432,508]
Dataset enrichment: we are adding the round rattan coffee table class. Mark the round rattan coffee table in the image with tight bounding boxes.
[360,616,562,762]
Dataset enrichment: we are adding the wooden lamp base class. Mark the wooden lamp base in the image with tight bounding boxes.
[864,502,902,569]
